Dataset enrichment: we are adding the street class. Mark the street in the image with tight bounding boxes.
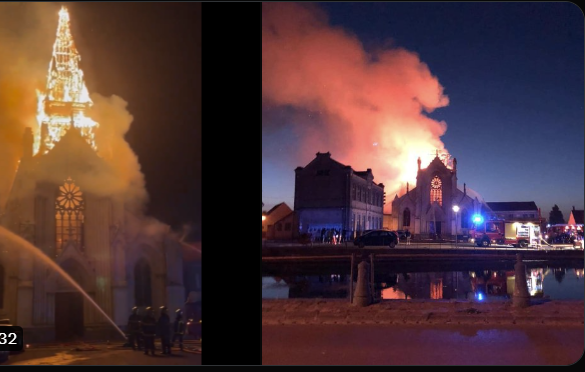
[264,240,579,251]
[3,342,201,365]
[262,324,584,365]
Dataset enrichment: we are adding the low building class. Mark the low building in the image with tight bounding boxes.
[262,202,293,240]
[484,202,541,222]
[294,152,384,240]
[484,201,545,233]
[271,211,298,240]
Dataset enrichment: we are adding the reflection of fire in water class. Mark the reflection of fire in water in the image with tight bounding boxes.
[35,6,98,155]
[430,278,443,299]
[381,287,409,300]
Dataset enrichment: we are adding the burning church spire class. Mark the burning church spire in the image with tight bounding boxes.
[35,6,98,155]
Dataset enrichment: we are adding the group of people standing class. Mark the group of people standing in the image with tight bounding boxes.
[313,228,349,244]
[127,306,186,355]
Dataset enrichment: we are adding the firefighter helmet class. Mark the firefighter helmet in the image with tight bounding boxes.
[160,306,168,313]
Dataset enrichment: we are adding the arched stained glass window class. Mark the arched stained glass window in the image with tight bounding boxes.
[55,177,85,256]
[430,176,442,206]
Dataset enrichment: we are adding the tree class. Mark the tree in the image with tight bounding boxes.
[549,205,565,225]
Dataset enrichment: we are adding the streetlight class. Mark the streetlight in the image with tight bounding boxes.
[452,205,459,247]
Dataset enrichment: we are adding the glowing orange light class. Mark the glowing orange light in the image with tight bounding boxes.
[35,6,98,155]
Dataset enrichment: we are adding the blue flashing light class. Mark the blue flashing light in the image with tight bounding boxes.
[472,214,484,224]
[477,293,484,301]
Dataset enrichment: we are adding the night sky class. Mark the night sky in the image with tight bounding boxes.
[262,2,584,220]
[69,3,201,239]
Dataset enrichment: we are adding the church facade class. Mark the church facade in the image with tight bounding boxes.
[0,128,185,342]
[390,153,489,239]
[0,7,184,342]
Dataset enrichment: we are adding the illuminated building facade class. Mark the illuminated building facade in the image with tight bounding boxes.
[0,7,185,341]
[294,152,385,240]
[390,153,488,239]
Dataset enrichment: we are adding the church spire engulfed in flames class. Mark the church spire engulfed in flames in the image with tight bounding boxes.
[35,6,98,155]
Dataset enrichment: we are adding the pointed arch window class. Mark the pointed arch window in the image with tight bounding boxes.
[403,208,411,227]
[55,177,85,256]
[461,208,469,229]
[430,176,442,206]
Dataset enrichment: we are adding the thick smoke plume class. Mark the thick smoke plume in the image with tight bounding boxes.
[0,3,55,209]
[263,3,450,212]
[0,3,154,233]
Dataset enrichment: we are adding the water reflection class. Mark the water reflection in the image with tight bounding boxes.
[262,277,290,299]
[262,268,584,301]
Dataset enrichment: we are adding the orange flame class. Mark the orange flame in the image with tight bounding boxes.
[35,6,98,155]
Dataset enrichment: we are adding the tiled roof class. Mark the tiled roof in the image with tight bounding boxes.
[266,202,285,215]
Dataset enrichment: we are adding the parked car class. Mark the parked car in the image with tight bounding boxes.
[353,230,398,248]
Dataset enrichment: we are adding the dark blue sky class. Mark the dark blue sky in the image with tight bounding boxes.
[262,2,584,220]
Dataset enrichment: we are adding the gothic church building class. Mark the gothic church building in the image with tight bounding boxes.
[0,7,184,342]
[390,153,489,239]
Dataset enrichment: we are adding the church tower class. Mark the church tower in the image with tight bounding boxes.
[36,6,98,155]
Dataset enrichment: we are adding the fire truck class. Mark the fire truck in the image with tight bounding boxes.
[469,215,542,248]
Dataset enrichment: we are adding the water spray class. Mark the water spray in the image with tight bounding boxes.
[0,226,127,340]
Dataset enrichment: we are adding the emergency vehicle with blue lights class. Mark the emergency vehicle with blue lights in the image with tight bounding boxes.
[469,214,542,248]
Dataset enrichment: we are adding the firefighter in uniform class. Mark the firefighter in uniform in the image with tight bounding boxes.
[140,307,157,356]
[172,309,186,351]
[157,306,172,354]
[127,306,142,350]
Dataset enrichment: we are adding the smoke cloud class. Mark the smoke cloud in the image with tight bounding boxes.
[262,3,450,212]
[0,3,56,209]
[0,3,155,233]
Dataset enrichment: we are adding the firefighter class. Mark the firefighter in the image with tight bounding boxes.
[127,306,142,351]
[157,306,172,354]
[172,309,186,351]
[140,307,157,356]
